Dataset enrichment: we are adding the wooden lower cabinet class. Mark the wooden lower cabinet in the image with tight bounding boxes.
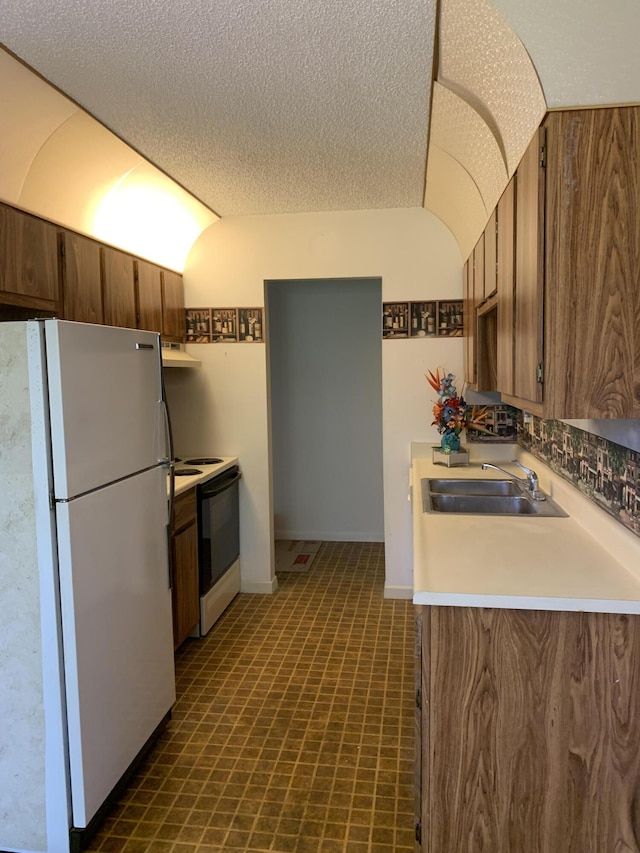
[170,489,200,649]
[415,605,640,852]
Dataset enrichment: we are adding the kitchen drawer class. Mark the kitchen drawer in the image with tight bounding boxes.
[171,488,196,533]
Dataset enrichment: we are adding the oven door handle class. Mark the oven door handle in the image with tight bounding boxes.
[201,470,242,497]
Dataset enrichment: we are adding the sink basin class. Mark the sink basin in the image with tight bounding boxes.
[421,478,568,517]
[428,478,520,496]
[430,494,536,514]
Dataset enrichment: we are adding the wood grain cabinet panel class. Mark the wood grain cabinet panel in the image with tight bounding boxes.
[417,605,640,853]
[500,106,640,418]
[162,269,185,342]
[483,207,497,300]
[170,489,199,650]
[0,202,60,311]
[496,176,516,397]
[463,259,475,388]
[60,231,103,324]
[473,231,484,317]
[136,259,163,334]
[171,522,199,649]
[102,246,136,329]
[544,107,640,418]
[513,126,545,408]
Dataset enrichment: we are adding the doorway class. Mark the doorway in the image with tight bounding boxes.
[266,277,384,542]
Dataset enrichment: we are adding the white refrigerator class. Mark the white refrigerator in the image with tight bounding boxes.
[0,320,176,853]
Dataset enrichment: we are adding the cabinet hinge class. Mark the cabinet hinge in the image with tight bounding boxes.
[416,688,422,710]
[539,144,547,168]
[415,821,422,844]
[536,362,544,384]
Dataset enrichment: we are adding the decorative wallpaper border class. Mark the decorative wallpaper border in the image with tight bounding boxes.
[185,307,265,343]
[465,404,519,443]
[518,415,640,539]
[383,300,463,339]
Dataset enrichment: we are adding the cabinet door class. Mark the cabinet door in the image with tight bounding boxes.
[483,208,497,299]
[428,606,640,853]
[416,607,430,853]
[472,231,484,311]
[136,259,163,334]
[162,269,185,342]
[60,231,103,324]
[496,177,516,396]
[462,259,475,388]
[514,127,545,406]
[545,108,640,418]
[102,246,136,329]
[0,203,60,310]
[171,521,199,649]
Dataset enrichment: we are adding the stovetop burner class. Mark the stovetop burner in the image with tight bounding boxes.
[184,457,223,465]
[174,468,203,476]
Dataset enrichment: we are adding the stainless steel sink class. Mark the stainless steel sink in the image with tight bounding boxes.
[430,494,537,514]
[428,478,520,496]
[421,478,567,517]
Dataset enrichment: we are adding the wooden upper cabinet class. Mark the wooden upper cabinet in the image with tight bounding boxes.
[496,176,516,397]
[60,231,103,324]
[472,231,484,310]
[0,203,60,311]
[544,107,640,418]
[135,259,163,334]
[483,208,497,300]
[513,126,545,409]
[462,258,476,388]
[102,246,136,329]
[162,269,185,342]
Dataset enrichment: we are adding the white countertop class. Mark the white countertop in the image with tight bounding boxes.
[170,455,238,497]
[411,443,640,614]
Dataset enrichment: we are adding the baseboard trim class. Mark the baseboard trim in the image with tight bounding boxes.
[384,585,414,600]
[275,530,385,543]
[241,576,278,594]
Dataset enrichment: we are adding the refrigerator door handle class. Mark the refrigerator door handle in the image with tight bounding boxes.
[135,342,155,350]
[160,372,176,590]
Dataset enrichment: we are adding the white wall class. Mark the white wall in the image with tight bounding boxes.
[268,277,383,542]
[171,208,462,597]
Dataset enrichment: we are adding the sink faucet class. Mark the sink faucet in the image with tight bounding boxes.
[481,460,546,501]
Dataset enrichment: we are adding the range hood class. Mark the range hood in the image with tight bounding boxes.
[161,342,201,368]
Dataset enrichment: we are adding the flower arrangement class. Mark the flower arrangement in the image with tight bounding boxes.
[426,367,490,452]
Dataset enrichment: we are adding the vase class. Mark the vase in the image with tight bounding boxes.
[440,431,461,453]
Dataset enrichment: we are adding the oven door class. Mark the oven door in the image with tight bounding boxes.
[197,466,241,595]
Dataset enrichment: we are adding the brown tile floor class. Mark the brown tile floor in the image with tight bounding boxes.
[87,541,415,852]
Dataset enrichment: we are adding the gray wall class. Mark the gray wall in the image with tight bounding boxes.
[267,278,384,541]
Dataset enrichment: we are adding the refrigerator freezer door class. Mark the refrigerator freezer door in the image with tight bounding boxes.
[44,320,167,499]
[55,465,175,828]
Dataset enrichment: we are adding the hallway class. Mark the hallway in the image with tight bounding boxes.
[87,542,415,852]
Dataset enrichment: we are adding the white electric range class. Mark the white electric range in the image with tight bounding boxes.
[169,455,241,634]
[169,455,238,497]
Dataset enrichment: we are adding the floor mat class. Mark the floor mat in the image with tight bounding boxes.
[275,539,322,572]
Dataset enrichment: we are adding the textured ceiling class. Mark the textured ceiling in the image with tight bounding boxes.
[0,0,436,217]
[489,0,640,108]
[438,0,546,176]
[0,0,638,263]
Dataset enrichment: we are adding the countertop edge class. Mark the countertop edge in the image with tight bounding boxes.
[413,591,640,614]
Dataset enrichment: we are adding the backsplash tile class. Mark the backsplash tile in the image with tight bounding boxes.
[518,416,640,539]
[465,404,519,443]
